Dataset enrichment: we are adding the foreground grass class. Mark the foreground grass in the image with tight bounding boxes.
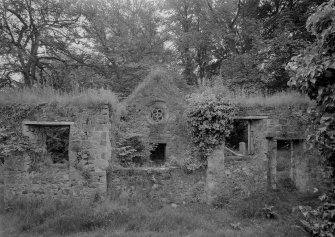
[0,189,317,237]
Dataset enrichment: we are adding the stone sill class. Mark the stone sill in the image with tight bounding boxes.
[23,121,74,126]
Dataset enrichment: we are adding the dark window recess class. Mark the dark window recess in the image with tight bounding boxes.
[277,140,291,150]
[226,120,248,149]
[0,156,4,164]
[150,143,166,163]
[45,126,70,164]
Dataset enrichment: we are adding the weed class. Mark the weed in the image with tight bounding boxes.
[201,85,313,107]
[231,189,319,219]
[0,87,119,108]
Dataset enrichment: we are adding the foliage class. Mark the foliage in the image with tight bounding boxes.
[260,205,279,219]
[113,105,153,167]
[167,150,206,172]
[230,189,319,219]
[299,187,335,236]
[45,126,70,164]
[286,0,335,178]
[0,127,44,172]
[219,52,267,94]
[163,0,253,86]
[0,0,82,87]
[0,128,31,158]
[78,0,167,96]
[254,0,328,93]
[0,0,164,95]
[186,90,236,159]
[115,135,150,167]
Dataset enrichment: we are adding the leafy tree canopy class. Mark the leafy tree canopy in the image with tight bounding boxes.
[287,0,335,178]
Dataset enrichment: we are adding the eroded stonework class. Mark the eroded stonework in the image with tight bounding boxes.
[3,104,112,204]
[0,88,326,207]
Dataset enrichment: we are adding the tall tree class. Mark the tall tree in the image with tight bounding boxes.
[287,0,335,178]
[79,0,167,95]
[164,0,258,87]
[257,0,328,92]
[0,0,82,87]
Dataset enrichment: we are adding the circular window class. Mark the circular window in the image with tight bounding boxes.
[151,107,164,122]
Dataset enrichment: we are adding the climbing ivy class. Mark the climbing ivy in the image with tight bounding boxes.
[0,105,43,172]
[186,90,236,159]
[286,0,335,179]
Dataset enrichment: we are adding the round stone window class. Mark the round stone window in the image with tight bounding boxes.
[151,107,165,122]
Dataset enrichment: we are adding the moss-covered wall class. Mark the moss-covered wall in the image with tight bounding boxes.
[236,104,324,192]
[1,103,113,204]
[126,71,190,164]
[107,167,206,205]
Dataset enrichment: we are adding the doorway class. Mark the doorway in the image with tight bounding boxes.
[150,143,166,164]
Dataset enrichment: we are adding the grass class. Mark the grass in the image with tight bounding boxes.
[0,87,119,108]
[0,189,317,237]
[207,85,314,107]
[233,91,313,107]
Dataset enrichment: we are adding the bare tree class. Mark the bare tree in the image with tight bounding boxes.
[0,0,82,87]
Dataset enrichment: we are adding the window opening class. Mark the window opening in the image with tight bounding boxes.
[44,126,70,164]
[151,107,164,122]
[226,120,248,152]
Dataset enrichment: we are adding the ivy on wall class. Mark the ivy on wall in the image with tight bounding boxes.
[287,0,335,179]
[186,90,236,159]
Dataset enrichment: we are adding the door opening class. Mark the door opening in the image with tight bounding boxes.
[150,143,166,164]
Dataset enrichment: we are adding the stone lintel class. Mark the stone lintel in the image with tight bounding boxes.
[23,121,74,126]
[266,132,305,140]
[233,116,268,120]
[111,167,178,171]
[275,137,305,141]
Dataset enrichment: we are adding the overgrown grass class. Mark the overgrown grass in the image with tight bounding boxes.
[1,191,316,237]
[205,85,313,107]
[231,189,319,219]
[0,87,119,108]
[233,91,313,107]
[4,199,215,236]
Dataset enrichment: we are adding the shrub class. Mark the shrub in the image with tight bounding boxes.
[186,89,236,159]
[114,107,153,167]
[299,187,335,236]
[231,190,319,219]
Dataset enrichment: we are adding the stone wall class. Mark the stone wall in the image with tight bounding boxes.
[206,144,225,204]
[3,103,113,204]
[237,104,325,192]
[206,145,267,204]
[238,104,309,139]
[222,156,267,198]
[125,71,190,165]
[107,167,206,205]
[0,164,4,210]
[249,119,268,159]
